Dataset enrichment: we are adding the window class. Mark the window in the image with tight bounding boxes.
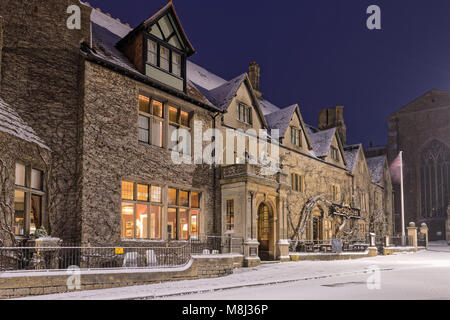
[168,105,191,155]
[290,127,302,148]
[121,181,162,240]
[167,188,201,240]
[146,40,184,78]
[226,200,234,231]
[238,103,251,124]
[330,146,339,161]
[147,40,157,66]
[138,94,164,148]
[291,173,304,192]
[14,163,45,236]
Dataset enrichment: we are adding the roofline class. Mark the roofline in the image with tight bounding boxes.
[82,49,222,114]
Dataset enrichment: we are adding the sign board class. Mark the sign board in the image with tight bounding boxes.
[331,239,342,253]
[115,248,124,255]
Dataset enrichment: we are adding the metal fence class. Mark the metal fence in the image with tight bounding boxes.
[191,235,244,255]
[0,235,244,272]
[289,239,369,253]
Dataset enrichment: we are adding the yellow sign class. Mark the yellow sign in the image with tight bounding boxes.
[115,248,124,255]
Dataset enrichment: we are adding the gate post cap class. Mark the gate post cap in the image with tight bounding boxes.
[408,222,416,227]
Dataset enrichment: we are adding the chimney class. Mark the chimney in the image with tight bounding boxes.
[318,106,347,146]
[249,61,262,99]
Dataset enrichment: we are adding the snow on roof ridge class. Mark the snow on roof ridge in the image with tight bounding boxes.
[186,60,228,91]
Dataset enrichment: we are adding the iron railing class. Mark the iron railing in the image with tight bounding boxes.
[0,235,245,272]
[289,239,369,253]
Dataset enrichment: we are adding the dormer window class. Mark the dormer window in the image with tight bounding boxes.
[117,3,195,92]
[291,127,302,148]
[238,103,252,125]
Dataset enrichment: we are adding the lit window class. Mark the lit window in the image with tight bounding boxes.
[138,94,164,148]
[14,163,45,236]
[168,187,202,240]
[121,181,162,240]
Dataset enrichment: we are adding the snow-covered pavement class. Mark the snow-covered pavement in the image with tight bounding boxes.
[15,242,450,300]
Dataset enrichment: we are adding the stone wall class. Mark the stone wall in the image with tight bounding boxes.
[0,0,92,242]
[0,255,234,299]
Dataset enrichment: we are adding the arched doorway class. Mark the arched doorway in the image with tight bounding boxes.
[312,206,323,241]
[258,203,274,260]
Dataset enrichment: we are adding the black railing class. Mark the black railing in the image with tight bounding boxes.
[290,239,369,253]
[191,235,244,255]
[0,243,191,271]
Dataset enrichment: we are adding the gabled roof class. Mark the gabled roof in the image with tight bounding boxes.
[307,127,347,165]
[366,155,387,184]
[307,127,336,158]
[117,1,195,56]
[264,104,313,149]
[344,144,362,172]
[0,99,50,150]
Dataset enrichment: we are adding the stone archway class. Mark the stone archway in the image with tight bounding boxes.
[257,202,274,261]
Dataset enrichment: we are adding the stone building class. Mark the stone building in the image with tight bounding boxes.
[386,90,450,241]
[0,1,394,264]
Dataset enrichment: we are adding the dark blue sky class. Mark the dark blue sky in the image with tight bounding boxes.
[87,0,450,146]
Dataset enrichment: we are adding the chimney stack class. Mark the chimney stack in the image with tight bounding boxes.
[249,61,262,98]
[318,106,347,146]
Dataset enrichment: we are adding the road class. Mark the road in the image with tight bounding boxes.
[164,242,450,300]
[17,242,450,300]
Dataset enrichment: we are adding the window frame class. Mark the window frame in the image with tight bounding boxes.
[13,163,45,237]
[291,173,304,192]
[138,93,165,148]
[330,146,339,161]
[168,105,192,155]
[121,181,163,240]
[226,200,235,231]
[167,187,201,240]
[290,126,302,148]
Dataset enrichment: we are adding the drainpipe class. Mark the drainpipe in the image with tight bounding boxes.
[210,111,221,236]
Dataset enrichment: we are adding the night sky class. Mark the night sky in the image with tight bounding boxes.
[86,0,450,147]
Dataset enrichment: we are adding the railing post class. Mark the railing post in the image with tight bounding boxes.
[407,222,418,248]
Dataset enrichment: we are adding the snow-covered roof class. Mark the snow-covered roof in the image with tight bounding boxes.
[366,156,387,184]
[265,105,297,138]
[200,74,247,111]
[307,127,336,158]
[187,61,227,91]
[344,144,361,172]
[259,98,281,115]
[91,9,131,38]
[0,99,49,150]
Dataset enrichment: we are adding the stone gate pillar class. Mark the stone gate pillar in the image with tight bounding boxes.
[419,223,429,248]
[407,222,418,248]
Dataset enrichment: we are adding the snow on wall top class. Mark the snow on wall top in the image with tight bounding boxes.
[90,9,132,38]
[366,156,386,183]
[0,99,50,150]
[265,105,297,137]
[307,127,336,158]
[344,144,361,172]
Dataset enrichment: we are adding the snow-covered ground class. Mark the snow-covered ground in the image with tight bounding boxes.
[15,242,450,300]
